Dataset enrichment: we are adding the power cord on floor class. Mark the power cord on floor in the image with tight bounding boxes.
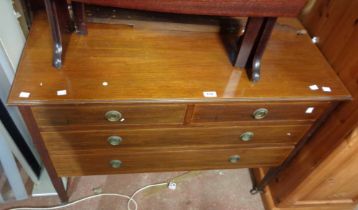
[8,182,169,210]
[8,171,191,210]
[127,183,168,210]
[8,193,137,210]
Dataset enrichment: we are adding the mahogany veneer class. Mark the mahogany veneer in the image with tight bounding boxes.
[52,146,294,176]
[9,13,350,203]
[44,0,307,82]
[41,124,310,150]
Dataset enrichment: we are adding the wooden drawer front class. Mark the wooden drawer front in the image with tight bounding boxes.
[32,104,186,128]
[42,124,309,152]
[191,102,330,123]
[51,146,293,176]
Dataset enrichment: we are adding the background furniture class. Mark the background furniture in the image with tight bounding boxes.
[44,0,307,82]
[254,0,358,209]
[8,11,350,203]
[0,0,43,202]
[0,119,28,202]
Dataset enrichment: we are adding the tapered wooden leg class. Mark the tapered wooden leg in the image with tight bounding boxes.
[44,0,73,69]
[19,107,69,203]
[250,102,339,194]
[235,17,277,82]
[72,2,88,35]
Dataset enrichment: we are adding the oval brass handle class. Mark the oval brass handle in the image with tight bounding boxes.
[105,110,123,122]
[228,155,240,163]
[252,108,268,120]
[107,136,123,146]
[240,132,254,142]
[110,160,122,168]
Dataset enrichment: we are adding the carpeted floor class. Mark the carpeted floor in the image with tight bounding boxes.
[1,169,264,210]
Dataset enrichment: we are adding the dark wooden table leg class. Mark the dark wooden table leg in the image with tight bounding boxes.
[44,0,73,69]
[250,17,277,82]
[19,107,69,203]
[235,17,264,68]
[235,17,276,82]
[72,2,88,35]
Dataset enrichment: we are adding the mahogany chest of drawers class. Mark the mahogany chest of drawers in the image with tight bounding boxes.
[8,13,350,202]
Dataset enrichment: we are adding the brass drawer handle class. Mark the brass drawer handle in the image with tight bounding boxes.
[107,136,123,146]
[228,155,240,163]
[240,132,254,142]
[252,108,268,120]
[105,110,123,122]
[110,160,122,168]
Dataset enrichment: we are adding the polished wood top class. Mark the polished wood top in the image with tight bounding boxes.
[8,13,350,105]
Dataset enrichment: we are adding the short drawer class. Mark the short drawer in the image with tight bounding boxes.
[191,102,330,123]
[42,124,310,151]
[50,146,293,176]
[31,104,186,128]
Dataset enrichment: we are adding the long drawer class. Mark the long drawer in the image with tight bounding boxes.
[191,102,330,123]
[42,124,310,151]
[50,146,293,176]
[31,104,186,128]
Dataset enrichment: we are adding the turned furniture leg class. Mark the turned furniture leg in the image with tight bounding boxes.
[44,0,73,69]
[235,17,276,82]
[19,107,69,203]
[72,2,87,35]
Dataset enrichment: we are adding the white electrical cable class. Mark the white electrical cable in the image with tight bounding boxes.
[8,193,137,210]
[8,182,171,210]
[8,172,186,210]
[127,183,168,210]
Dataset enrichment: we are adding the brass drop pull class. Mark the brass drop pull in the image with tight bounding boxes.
[240,132,254,142]
[105,110,123,122]
[110,160,122,168]
[228,155,240,163]
[252,108,268,120]
[107,136,123,146]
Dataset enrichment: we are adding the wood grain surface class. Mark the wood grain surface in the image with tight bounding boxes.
[50,145,293,176]
[8,8,353,204]
[8,12,350,105]
[191,102,330,123]
[31,104,186,127]
[258,0,358,208]
[252,168,357,210]
[41,124,310,151]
